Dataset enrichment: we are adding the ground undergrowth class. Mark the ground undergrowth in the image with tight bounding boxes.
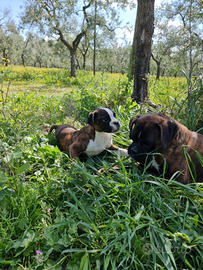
[0,66,203,270]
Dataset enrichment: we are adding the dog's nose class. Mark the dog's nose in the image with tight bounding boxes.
[128,144,137,154]
[114,121,120,127]
[111,121,120,132]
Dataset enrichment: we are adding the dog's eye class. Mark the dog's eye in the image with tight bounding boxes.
[103,118,109,122]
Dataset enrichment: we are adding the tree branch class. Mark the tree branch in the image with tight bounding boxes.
[73,30,87,50]
[55,26,72,51]
[96,21,120,32]
[83,1,92,25]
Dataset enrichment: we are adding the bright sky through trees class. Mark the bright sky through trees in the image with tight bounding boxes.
[0,0,162,43]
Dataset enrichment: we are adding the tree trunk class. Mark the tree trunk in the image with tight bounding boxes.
[131,0,155,103]
[93,1,97,76]
[70,49,76,77]
[156,62,160,80]
[130,26,136,80]
[3,50,6,59]
[56,28,86,77]
[151,53,161,80]
[83,54,86,70]
[21,53,25,67]
[3,51,8,67]
[76,58,81,70]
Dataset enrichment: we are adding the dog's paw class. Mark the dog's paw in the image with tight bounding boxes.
[117,148,129,157]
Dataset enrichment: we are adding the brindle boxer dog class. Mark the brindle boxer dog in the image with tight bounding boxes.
[49,107,128,159]
[128,113,203,184]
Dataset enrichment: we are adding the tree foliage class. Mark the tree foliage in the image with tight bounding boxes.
[19,0,129,77]
[0,0,202,80]
[153,0,203,76]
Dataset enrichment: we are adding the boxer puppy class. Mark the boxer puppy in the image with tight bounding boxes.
[128,113,203,184]
[49,107,128,159]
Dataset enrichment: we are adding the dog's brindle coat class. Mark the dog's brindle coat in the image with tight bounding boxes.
[128,113,203,184]
[49,108,128,159]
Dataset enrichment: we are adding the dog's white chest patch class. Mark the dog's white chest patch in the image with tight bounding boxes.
[84,132,112,156]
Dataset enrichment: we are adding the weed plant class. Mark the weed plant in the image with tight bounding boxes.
[0,66,203,269]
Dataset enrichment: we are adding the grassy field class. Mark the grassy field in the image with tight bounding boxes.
[0,65,203,270]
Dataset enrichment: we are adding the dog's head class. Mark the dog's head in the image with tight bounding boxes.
[87,107,120,133]
[128,113,178,164]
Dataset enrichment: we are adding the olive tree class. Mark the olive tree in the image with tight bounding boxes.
[0,19,20,65]
[157,0,203,75]
[20,0,93,77]
[20,0,130,77]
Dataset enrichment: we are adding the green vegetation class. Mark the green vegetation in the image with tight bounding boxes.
[0,66,203,269]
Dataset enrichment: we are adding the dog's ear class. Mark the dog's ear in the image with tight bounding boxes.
[129,118,136,132]
[129,116,141,139]
[129,115,141,131]
[160,120,178,149]
[87,112,94,126]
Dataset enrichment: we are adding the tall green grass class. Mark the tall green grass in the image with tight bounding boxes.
[0,66,203,269]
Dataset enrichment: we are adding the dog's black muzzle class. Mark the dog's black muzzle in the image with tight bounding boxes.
[128,143,153,164]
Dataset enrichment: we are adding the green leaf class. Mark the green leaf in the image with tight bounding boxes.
[79,253,89,270]
[170,68,180,73]
[0,261,12,265]
[18,217,29,230]
[189,215,199,227]
[12,149,22,159]
[174,232,191,243]
[15,162,30,175]
[113,212,135,222]
[67,261,80,270]
[0,190,6,201]
[104,252,110,270]
[101,232,127,255]
[13,230,36,250]
[0,171,7,180]
[62,249,86,255]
